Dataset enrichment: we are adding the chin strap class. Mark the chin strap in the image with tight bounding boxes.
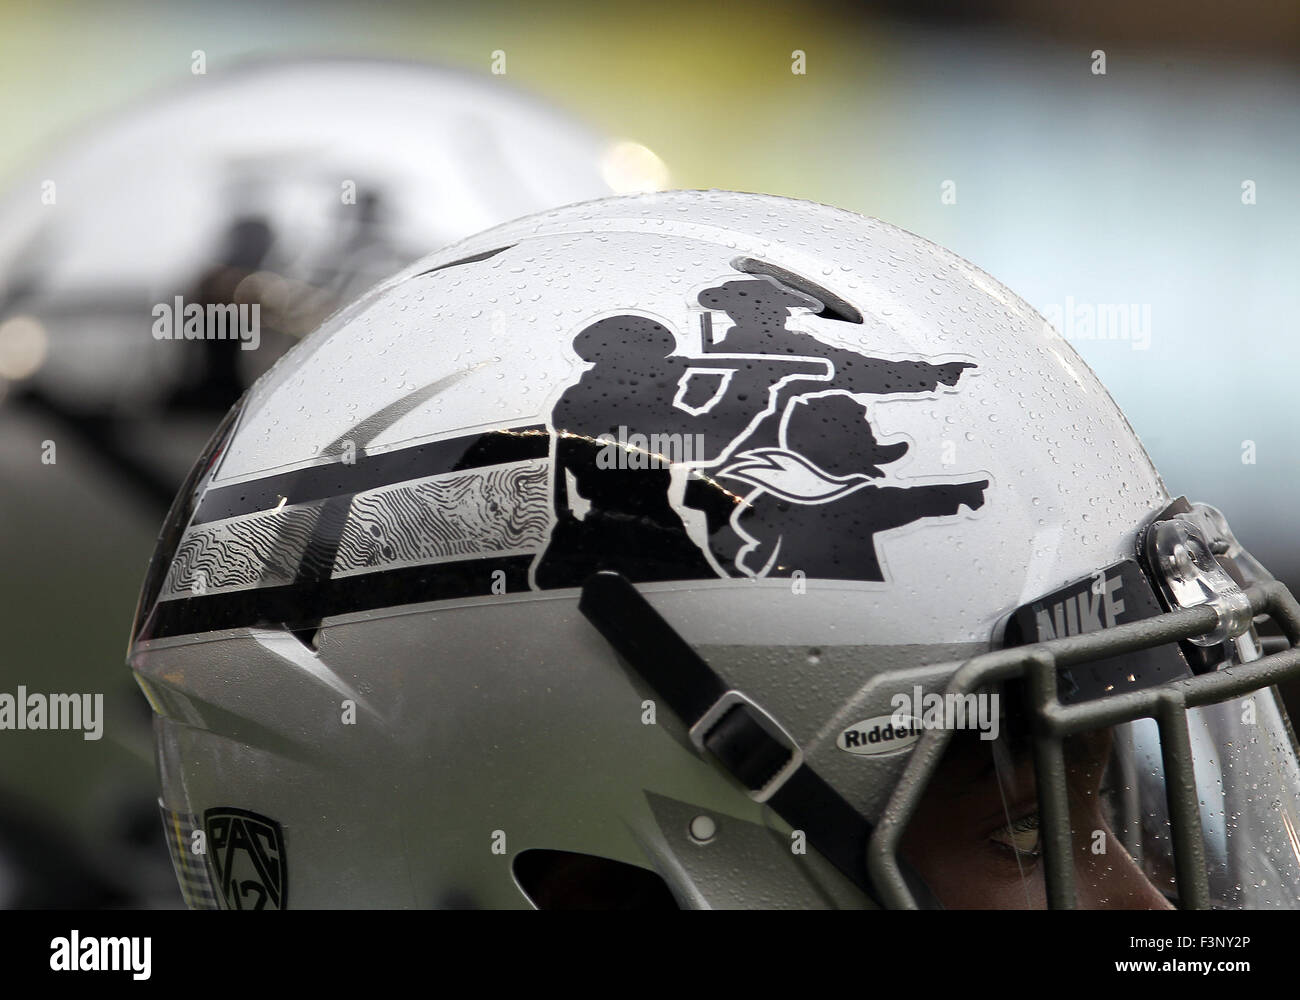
[579,570,939,909]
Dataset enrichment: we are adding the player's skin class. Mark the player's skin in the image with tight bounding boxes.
[900,728,1174,909]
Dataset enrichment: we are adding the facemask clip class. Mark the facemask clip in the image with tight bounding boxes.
[1145,506,1260,666]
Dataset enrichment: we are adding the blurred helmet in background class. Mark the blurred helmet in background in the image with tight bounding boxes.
[0,55,651,498]
[0,55,653,907]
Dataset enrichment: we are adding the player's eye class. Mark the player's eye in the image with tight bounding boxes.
[990,813,1041,860]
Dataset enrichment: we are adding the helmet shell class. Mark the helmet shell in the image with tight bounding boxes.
[131,190,1171,908]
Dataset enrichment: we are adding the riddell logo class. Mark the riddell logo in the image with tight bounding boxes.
[836,715,924,756]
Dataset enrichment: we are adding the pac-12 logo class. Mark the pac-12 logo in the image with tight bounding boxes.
[204,807,288,910]
[535,261,988,588]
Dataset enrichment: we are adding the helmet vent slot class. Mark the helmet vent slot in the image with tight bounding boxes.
[415,244,515,276]
[512,849,679,910]
[732,256,863,324]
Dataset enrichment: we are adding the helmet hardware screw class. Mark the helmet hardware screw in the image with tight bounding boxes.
[688,815,717,844]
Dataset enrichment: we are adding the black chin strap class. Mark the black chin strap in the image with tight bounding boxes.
[578,571,939,909]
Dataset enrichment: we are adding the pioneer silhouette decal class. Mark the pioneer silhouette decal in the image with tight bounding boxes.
[534,268,988,587]
[142,261,991,641]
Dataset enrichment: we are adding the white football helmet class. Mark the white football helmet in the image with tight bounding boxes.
[129,190,1300,909]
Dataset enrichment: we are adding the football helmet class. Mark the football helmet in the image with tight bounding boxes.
[0,55,633,907]
[0,55,632,504]
[128,190,1300,909]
